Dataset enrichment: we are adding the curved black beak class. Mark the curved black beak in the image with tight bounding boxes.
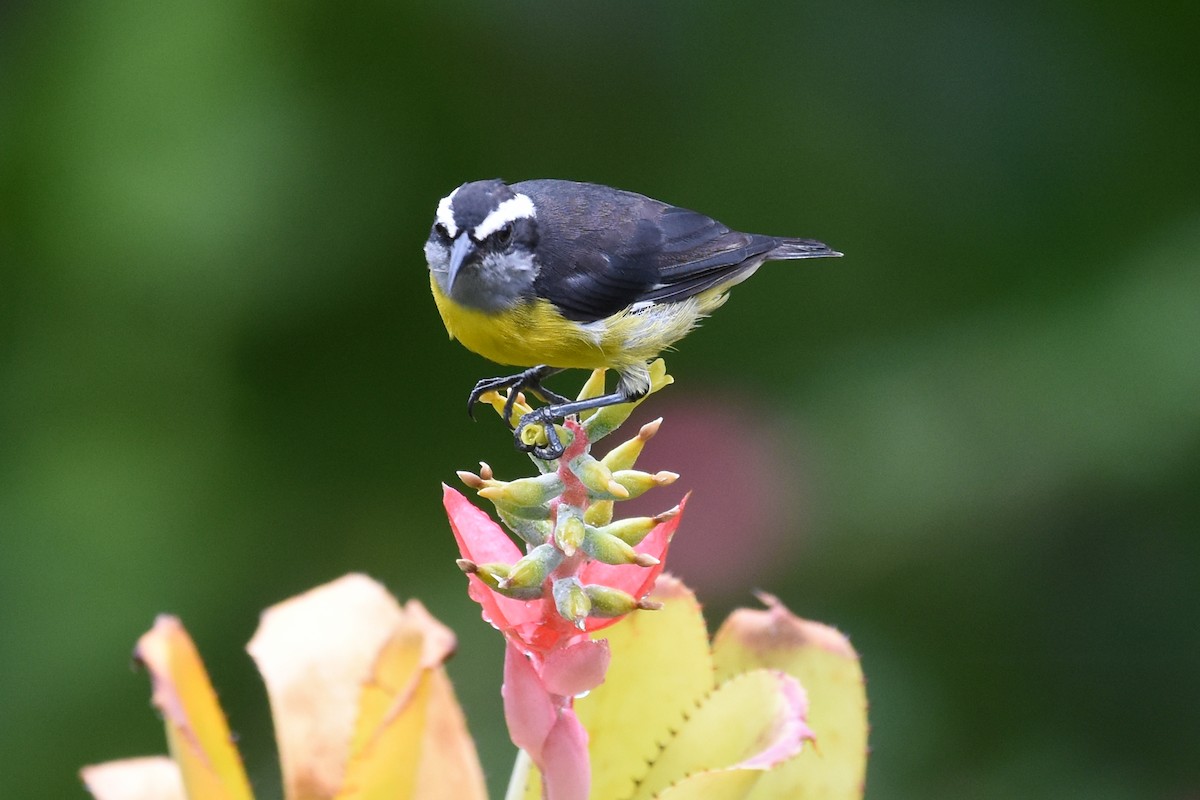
[448,236,476,291]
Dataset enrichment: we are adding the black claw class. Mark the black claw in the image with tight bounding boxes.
[467,375,515,419]
[465,366,564,427]
[534,443,565,460]
[463,365,639,462]
[514,408,566,460]
[502,388,520,430]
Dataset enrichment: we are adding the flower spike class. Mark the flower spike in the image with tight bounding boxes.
[444,357,868,800]
[448,368,685,800]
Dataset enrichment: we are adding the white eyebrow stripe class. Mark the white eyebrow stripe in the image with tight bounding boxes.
[473,193,536,240]
[436,187,460,238]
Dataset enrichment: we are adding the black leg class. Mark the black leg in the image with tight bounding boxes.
[466,365,566,421]
[515,388,644,460]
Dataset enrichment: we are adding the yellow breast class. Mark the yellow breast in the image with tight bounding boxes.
[430,274,612,369]
[430,273,731,373]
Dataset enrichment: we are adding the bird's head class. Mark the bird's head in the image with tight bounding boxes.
[426,179,540,312]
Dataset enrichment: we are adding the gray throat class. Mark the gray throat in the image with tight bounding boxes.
[448,251,538,313]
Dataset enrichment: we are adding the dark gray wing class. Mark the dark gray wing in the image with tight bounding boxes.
[519,180,790,323]
[636,205,780,304]
[520,180,663,322]
[516,181,758,321]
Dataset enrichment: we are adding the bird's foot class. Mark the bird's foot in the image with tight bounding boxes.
[512,386,644,461]
[514,407,567,461]
[469,367,642,461]
[467,365,568,424]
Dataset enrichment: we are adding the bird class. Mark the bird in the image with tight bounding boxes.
[425,178,841,459]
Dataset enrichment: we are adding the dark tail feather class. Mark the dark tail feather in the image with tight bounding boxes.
[768,237,842,260]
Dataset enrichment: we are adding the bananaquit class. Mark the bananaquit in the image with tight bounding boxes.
[426,178,840,459]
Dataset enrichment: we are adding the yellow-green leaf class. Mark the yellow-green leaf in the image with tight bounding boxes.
[653,769,760,800]
[507,575,714,800]
[136,617,254,800]
[630,670,807,800]
[712,595,868,800]
[577,574,714,800]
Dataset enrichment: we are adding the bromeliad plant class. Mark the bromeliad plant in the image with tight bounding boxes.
[446,360,681,800]
[83,359,868,800]
[447,359,868,800]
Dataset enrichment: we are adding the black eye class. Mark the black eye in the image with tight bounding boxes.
[495,223,514,248]
[434,222,450,240]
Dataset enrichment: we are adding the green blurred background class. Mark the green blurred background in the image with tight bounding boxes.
[2,1,1197,797]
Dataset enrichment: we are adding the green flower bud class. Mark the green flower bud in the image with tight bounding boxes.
[610,469,679,499]
[478,473,563,509]
[519,422,548,448]
[556,510,586,557]
[593,516,657,546]
[553,577,591,628]
[478,389,533,425]
[583,585,639,618]
[582,530,659,567]
[497,511,552,547]
[499,544,561,596]
[583,500,614,528]
[600,418,662,472]
[465,561,539,600]
[571,455,629,500]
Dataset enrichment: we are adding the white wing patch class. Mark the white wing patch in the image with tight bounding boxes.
[473,193,536,240]
[436,187,460,238]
